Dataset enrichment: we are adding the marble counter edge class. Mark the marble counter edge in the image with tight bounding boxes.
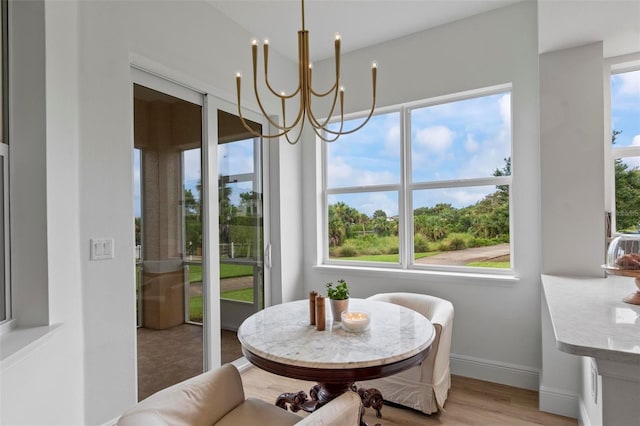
[541,274,640,365]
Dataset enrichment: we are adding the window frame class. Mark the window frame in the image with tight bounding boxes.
[608,61,640,235]
[0,0,9,326]
[321,84,513,275]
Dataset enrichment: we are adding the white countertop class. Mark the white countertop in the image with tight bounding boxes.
[542,274,640,364]
[237,298,435,369]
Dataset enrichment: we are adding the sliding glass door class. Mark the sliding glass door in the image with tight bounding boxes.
[132,78,206,400]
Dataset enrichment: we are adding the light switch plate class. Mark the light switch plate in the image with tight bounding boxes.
[90,238,114,260]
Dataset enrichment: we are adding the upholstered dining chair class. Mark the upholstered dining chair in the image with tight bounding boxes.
[358,292,454,414]
[117,363,363,426]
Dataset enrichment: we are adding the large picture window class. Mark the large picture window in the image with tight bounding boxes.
[323,86,512,272]
[610,67,640,233]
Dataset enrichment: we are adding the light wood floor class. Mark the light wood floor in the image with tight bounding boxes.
[241,367,578,426]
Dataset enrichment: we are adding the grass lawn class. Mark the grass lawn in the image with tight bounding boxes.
[221,288,254,302]
[188,263,253,282]
[189,287,254,322]
[336,252,438,262]
[189,296,203,322]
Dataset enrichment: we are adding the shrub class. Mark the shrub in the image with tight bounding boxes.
[414,234,430,253]
[338,246,358,257]
[449,236,467,250]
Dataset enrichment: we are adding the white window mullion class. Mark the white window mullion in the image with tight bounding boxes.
[401,105,412,269]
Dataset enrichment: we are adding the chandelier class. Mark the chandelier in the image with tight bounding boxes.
[235,0,377,144]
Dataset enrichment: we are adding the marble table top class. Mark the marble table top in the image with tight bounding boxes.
[237,298,435,369]
[542,274,640,364]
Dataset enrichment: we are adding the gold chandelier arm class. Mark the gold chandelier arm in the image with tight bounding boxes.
[320,65,377,136]
[263,41,301,100]
[312,118,343,143]
[306,33,342,129]
[309,32,341,98]
[247,44,306,132]
[284,115,306,145]
[306,82,341,131]
[236,73,304,139]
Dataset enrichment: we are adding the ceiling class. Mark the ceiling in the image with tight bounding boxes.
[207,0,640,62]
[207,0,524,62]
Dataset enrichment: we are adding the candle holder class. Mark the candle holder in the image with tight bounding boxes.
[341,311,370,332]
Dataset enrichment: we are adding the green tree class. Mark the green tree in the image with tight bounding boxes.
[219,183,234,244]
[613,131,640,231]
[328,204,346,246]
[184,188,202,254]
[371,210,392,236]
[332,202,361,239]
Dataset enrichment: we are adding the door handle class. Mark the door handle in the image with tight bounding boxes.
[264,243,272,268]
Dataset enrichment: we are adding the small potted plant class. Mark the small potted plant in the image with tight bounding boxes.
[326,279,349,322]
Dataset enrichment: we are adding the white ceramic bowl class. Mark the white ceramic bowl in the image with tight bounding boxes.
[341,311,370,332]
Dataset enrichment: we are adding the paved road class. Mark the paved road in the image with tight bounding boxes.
[415,243,510,266]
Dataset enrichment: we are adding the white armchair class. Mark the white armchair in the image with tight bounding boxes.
[118,364,363,426]
[358,293,454,414]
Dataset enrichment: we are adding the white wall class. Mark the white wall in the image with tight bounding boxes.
[539,41,606,419]
[1,1,85,424]
[1,1,299,425]
[304,1,542,390]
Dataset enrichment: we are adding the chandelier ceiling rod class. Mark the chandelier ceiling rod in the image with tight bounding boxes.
[234,0,377,144]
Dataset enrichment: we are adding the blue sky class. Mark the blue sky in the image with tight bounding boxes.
[611,69,640,151]
[326,92,511,216]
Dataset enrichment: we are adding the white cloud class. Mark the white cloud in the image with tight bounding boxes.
[384,124,401,156]
[359,192,398,217]
[618,71,640,96]
[415,125,454,153]
[449,188,488,206]
[632,135,640,147]
[327,155,396,187]
[465,134,479,153]
[327,156,354,185]
[184,151,202,185]
[622,156,640,170]
[499,93,512,128]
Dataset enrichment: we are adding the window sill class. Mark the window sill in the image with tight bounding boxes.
[313,263,519,286]
[1,323,63,373]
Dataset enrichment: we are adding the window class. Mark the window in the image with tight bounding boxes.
[0,0,9,323]
[610,67,640,233]
[323,86,512,272]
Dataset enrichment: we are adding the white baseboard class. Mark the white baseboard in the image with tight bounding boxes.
[539,385,579,419]
[577,397,593,426]
[450,352,539,390]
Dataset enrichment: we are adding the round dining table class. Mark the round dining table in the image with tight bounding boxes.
[237,298,435,425]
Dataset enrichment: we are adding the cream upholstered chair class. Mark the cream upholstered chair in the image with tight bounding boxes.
[358,293,454,414]
[118,364,363,426]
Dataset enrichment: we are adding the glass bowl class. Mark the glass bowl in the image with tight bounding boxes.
[606,233,640,270]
